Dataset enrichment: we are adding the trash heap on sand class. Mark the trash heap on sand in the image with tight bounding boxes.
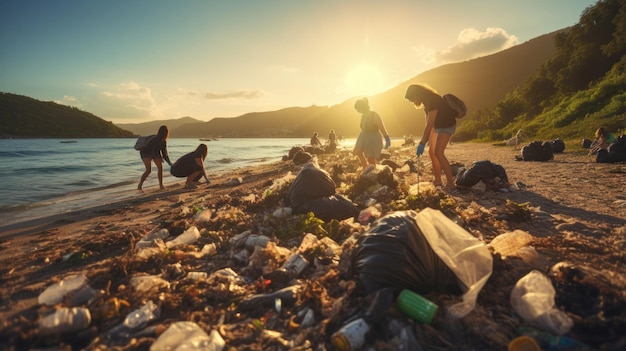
[1,146,624,351]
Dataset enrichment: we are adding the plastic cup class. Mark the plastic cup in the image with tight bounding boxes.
[396,289,438,324]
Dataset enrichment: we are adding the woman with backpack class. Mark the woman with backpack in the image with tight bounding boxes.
[405,84,458,195]
[138,125,172,190]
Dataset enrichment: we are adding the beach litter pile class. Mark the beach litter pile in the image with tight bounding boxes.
[1,146,624,350]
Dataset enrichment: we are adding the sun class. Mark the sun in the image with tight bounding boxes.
[345,63,385,96]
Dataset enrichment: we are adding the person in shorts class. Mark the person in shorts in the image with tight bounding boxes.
[405,84,458,195]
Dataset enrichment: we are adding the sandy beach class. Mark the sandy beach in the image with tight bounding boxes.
[0,141,624,350]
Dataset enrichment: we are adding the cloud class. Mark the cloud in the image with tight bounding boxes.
[79,81,165,121]
[181,89,265,100]
[430,27,519,64]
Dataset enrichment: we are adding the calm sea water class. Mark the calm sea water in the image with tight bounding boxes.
[0,138,355,227]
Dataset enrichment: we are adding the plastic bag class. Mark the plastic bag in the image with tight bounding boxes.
[414,208,493,318]
[352,208,493,318]
[511,270,573,335]
[351,210,461,296]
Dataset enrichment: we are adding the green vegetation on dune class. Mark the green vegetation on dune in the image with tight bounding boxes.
[458,0,626,143]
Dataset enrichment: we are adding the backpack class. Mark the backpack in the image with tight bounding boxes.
[134,135,156,150]
[443,93,467,119]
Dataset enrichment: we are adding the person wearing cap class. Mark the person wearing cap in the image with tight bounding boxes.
[353,97,391,169]
[405,84,458,195]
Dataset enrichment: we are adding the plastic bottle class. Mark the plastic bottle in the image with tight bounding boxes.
[237,285,300,311]
[395,289,438,324]
[151,321,225,351]
[38,307,92,335]
[331,288,396,351]
[331,318,370,351]
[123,300,160,330]
[38,274,95,306]
[265,253,308,284]
[166,226,201,248]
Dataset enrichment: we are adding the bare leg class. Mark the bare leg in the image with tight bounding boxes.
[138,157,152,190]
[186,170,202,185]
[433,132,454,190]
[154,159,165,190]
[353,148,368,168]
[428,129,443,186]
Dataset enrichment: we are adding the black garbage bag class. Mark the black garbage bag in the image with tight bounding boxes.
[608,135,626,163]
[351,211,462,296]
[288,162,358,221]
[551,138,565,153]
[454,160,509,190]
[520,141,554,161]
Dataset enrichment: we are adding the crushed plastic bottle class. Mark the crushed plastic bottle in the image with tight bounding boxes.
[38,307,91,335]
[124,300,161,330]
[265,253,308,284]
[129,275,171,293]
[38,274,95,306]
[136,228,170,249]
[151,321,224,351]
[166,226,201,249]
[194,209,214,226]
[237,285,301,312]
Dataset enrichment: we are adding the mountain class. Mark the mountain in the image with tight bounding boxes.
[0,93,135,138]
[116,117,203,137]
[0,30,570,139]
[157,31,559,139]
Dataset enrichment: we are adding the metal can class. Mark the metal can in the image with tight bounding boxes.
[331,318,370,351]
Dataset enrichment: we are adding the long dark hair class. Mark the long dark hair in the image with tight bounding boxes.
[157,125,169,140]
[196,144,208,159]
[404,84,438,105]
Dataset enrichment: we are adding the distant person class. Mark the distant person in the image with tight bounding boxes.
[138,125,172,190]
[310,132,322,147]
[326,129,338,152]
[589,127,616,155]
[353,97,391,169]
[328,129,337,146]
[405,84,457,195]
[171,143,210,189]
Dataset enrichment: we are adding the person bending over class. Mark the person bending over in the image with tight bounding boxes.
[171,144,210,189]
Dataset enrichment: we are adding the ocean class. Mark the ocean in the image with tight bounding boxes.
[0,138,355,227]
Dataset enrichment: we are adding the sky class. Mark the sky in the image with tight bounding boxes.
[0,0,598,124]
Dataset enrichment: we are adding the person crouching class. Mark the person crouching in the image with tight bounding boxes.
[171,144,210,189]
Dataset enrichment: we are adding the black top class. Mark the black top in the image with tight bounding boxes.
[422,94,456,129]
[140,137,171,164]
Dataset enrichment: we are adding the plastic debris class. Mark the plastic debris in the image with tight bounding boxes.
[510,270,573,335]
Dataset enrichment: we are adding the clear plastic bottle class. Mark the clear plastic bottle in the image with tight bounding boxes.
[38,307,92,335]
[123,300,160,330]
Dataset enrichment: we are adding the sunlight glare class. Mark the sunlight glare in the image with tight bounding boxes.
[345,63,385,96]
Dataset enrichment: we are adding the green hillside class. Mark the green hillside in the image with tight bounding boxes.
[0,93,135,138]
[2,1,623,142]
[459,0,626,142]
[161,31,558,139]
